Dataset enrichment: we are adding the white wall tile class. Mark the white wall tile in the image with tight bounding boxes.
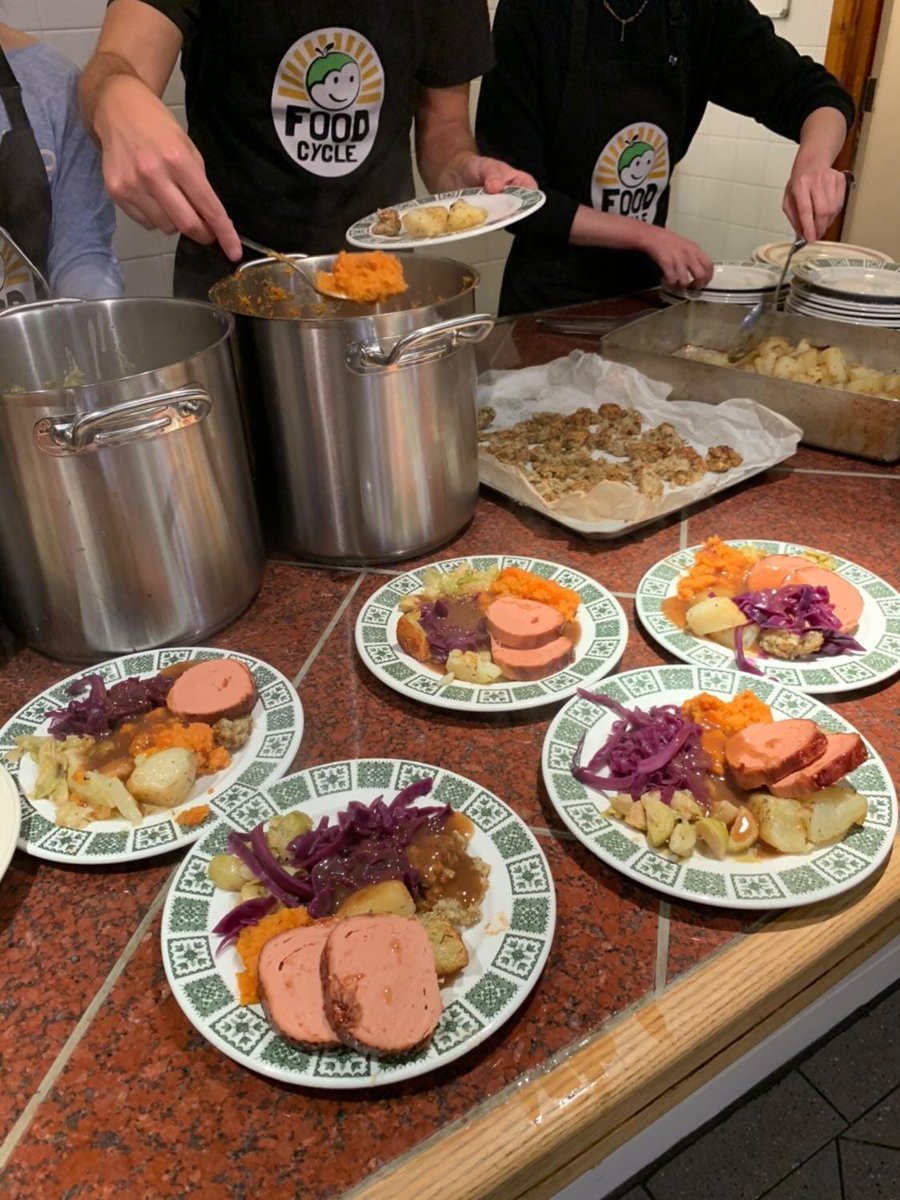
[728,181,761,229]
[4,0,41,29]
[763,141,798,188]
[37,0,104,28]
[733,140,768,185]
[705,135,738,181]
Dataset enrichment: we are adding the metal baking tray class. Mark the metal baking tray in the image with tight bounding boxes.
[601,302,900,463]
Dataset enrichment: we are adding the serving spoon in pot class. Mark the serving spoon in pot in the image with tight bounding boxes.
[237,236,353,300]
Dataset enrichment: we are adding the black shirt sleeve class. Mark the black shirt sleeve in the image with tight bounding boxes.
[121,0,198,40]
[704,0,854,138]
[417,0,494,88]
[475,0,578,243]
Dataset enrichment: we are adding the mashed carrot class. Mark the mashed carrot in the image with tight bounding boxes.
[129,719,230,776]
[316,250,407,303]
[682,690,773,776]
[175,804,211,827]
[676,536,760,602]
[489,566,581,622]
[235,907,312,1005]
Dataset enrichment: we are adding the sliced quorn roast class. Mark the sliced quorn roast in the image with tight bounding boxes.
[166,658,258,723]
[257,921,341,1049]
[489,635,575,681]
[485,597,565,650]
[322,915,442,1055]
[768,733,868,797]
[724,718,828,790]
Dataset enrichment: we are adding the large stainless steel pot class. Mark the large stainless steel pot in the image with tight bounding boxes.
[210,253,493,564]
[0,298,265,661]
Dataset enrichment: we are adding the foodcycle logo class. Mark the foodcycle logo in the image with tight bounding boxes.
[271,28,384,177]
[592,123,670,223]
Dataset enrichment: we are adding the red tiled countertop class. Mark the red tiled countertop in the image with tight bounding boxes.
[0,300,898,1200]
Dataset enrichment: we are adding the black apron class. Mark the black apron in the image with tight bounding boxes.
[500,0,691,316]
[173,1,440,299]
[0,45,51,308]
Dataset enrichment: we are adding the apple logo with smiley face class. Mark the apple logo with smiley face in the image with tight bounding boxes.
[617,139,656,188]
[305,44,361,111]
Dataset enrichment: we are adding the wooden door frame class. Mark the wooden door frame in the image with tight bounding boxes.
[824,0,888,237]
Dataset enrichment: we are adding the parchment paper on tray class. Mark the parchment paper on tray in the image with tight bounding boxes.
[476,351,801,537]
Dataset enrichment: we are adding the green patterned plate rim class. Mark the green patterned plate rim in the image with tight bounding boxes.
[636,540,900,695]
[346,185,546,250]
[2,648,304,866]
[0,764,20,883]
[541,664,897,910]
[354,554,628,713]
[161,757,556,1088]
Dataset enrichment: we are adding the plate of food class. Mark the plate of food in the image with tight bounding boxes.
[354,556,628,713]
[346,186,545,250]
[542,665,896,909]
[636,538,900,695]
[0,763,21,883]
[161,758,555,1087]
[0,648,304,865]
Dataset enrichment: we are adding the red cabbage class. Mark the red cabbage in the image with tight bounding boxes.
[226,828,313,906]
[417,598,490,664]
[211,895,277,952]
[47,671,174,739]
[573,689,711,808]
[732,585,864,661]
[287,777,450,917]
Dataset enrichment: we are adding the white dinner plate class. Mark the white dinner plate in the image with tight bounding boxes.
[0,764,21,883]
[542,665,897,910]
[788,280,900,316]
[753,241,894,271]
[784,297,900,328]
[635,541,900,696]
[346,186,546,250]
[354,555,628,713]
[162,758,556,1088]
[793,261,900,299]
[694,262,781,293]
[0,648,304,865]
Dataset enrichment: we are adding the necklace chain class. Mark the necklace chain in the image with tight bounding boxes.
[603,0,652,42]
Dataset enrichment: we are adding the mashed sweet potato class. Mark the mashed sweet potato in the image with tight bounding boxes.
[489,566,580,622]
[235,907,312,1005]
[676,536,761,602]
[316,250,407,303]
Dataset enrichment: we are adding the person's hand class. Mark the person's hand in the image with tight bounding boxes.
[783,166,847,243]
[94,75,242,260]
[456,154,538,193]
[636,224,715,290]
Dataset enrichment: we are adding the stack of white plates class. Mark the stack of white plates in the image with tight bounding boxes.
[753,240,894,272]
[661,261,782,306]
[785,257,900,328]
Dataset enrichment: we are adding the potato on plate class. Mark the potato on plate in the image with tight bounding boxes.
[127,747,197,809]
[401,205,449,239]
[748,794,808,855]
[805,787,868,845]
[685,595,747,637]
[337,880,416,919]
[446,199,488,232]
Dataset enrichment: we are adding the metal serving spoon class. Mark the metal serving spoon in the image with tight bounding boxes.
[237,236,352,300]
[727,235,806,362]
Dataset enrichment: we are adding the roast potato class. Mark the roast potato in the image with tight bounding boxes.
[336,880,416,919]
[446,199,488,232]
[748,794,808,854]
[416,912,469,980]
[127,748,197,809]
[401,206,449,238]
[685,596,747,637]
[805,787,868,845]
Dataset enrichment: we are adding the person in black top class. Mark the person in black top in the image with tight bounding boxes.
[476,0,855,315]
[81,0,535,298]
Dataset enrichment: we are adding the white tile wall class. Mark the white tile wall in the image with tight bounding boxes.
[667,0,836,261]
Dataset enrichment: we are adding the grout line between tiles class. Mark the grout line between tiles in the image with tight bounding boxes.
[291,574,366,690]
[771,467,900,480]
[529,825,577,841]
[655,900,671,993]
[268,558,398,576]
[679,515,689,552]
[0,876,173,1171]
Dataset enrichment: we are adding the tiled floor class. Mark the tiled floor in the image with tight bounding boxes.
[612,982,900,1200]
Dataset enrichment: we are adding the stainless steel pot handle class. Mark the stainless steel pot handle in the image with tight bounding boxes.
[34,386,212,456]
[346,313,495,374]
[0,296,84,317]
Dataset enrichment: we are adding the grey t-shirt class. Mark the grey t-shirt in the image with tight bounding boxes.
[0,42,122,303]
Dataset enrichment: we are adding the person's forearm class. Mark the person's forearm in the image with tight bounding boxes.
[792,106,848,172]
[569,205,652,251]
[80,51,148,138]
[415,84,478,192]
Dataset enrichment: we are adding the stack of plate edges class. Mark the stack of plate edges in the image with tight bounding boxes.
[660,261,784,306]
[785,257,900,329]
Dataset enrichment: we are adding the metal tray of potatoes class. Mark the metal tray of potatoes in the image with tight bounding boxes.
[601,301,900,463]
